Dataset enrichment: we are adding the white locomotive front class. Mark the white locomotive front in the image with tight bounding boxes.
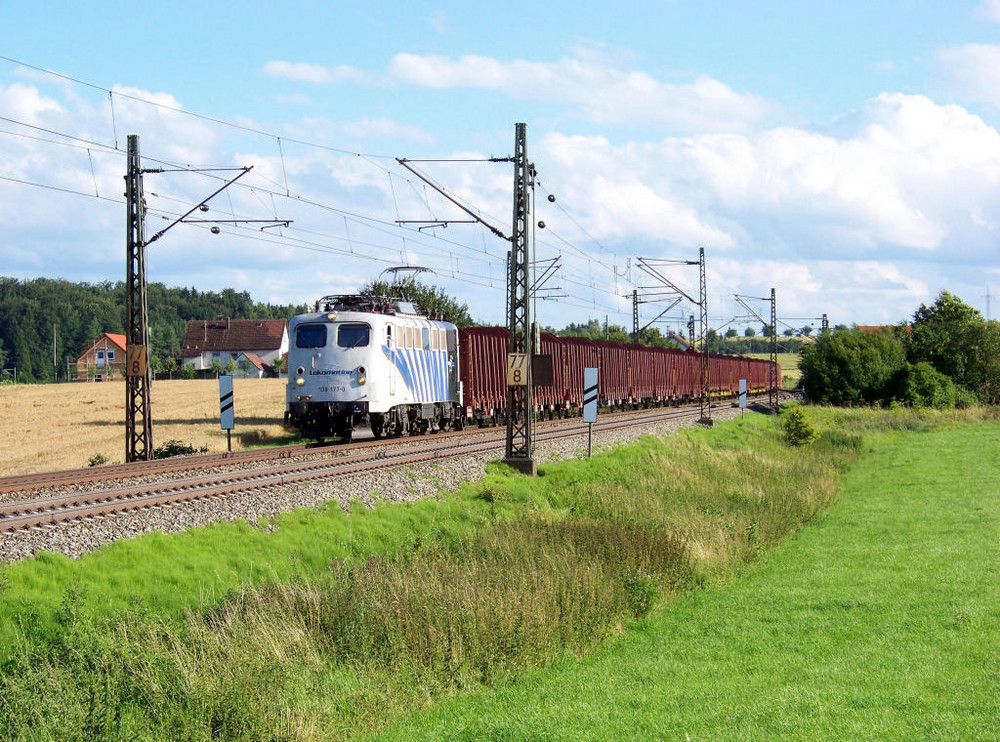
[285,295,463,441]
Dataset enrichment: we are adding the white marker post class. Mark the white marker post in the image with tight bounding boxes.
[219,374,235,452]
[739,378,747,420]
[583,367,598,457]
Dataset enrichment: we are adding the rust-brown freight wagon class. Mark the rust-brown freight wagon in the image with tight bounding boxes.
[711,354,740,398]
[646,347,678,403]
[679,349,702,399]
[458,327,508,422]
[458,327,572,422]
[667,347,697,401]
[627,342,656,405]
[535,332,564,415]
[559,336,599,410]
[594,340,630,408]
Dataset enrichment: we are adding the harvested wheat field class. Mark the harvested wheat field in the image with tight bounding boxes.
[0,378,289,476]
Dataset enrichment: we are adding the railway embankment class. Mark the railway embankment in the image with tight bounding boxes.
[2,406,990,739]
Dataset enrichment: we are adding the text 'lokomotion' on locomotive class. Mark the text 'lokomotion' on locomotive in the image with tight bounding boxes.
[285,294,464,441]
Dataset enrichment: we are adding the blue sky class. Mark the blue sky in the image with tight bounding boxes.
[3,0,1000,333]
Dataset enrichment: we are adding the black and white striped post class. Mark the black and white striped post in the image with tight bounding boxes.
[583,367,598,458]
[219,375,235,452]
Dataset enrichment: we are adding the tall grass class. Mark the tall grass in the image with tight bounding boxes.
[369,408,1000,741]
[0,408,862,740]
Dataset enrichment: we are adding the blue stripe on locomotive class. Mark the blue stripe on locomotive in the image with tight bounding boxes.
[381,344,450,401]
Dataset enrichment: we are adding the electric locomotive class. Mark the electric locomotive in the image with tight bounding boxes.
[285,295,463,441]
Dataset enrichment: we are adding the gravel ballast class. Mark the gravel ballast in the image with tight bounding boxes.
[1,404,752,563]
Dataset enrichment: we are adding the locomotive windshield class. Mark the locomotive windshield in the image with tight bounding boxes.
[296,324,327,348]
[338,323,370,348]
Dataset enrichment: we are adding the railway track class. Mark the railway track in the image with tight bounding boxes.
[0,397,738,495]
[0,403,710,534]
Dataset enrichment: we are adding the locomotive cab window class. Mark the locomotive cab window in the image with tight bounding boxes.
[338,323,370,348]
[296,324,327,348]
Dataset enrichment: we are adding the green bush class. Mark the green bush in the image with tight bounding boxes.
[153,439,197,459]
[800,328,908,406]
[87,453,109,467]
[782,406,819,446]
[898,361,957,409]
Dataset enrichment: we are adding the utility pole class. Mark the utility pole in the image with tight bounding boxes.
[504,122,535,475]
[632,289,639,343]
[697,247,711,425]
[634,250,711,424]
[769,287,778,414]
[735,288,779,415]
[125,134,152,461]
[122,137,278,463]
[395,128,538,473]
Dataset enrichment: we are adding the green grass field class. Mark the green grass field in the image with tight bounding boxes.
[1,407,996,740]
[366,412,1000,740]
[748,351,801,387]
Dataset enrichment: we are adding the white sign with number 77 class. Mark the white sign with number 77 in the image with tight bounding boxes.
[507,353,528,386]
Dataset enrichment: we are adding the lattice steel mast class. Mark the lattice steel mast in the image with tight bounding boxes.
[125,134,152,462]
[504,122,536,474]
[123,138,276,462]
[634,248,711,425]
[769,287,778,413]
[735,288,779,415]
[697,247,711,425]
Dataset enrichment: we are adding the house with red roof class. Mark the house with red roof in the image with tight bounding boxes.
[180,318,288,373]
[74,333,128,381]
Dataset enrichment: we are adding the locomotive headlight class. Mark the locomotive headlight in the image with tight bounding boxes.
[295,377,305,386]
[357,366,367,385]
[296,367,305,375]
[327,312,337,321]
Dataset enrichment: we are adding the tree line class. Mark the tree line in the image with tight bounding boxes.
[0,277,307,383]
[800,291,1000,407]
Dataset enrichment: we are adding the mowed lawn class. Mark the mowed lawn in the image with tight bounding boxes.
[368,419,1000,741]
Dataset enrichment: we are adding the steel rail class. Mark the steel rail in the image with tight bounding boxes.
[0,399,714,494]
[0,404,707,534]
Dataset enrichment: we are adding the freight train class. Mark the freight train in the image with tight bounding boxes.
[285,295,780,441]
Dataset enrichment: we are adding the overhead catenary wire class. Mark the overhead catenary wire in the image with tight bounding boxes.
[0,55,644,322]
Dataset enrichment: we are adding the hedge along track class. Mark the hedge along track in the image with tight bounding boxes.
[0,402,729,535]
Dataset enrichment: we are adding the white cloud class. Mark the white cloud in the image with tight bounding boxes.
[937,43,1000,106]
[262,61,367,84]
[976,0,1000,21]
[428,11,449,34]
[387,53,779,133]
[4,62,1000,329]
[0,83,64,125]
[540,96,967,255]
